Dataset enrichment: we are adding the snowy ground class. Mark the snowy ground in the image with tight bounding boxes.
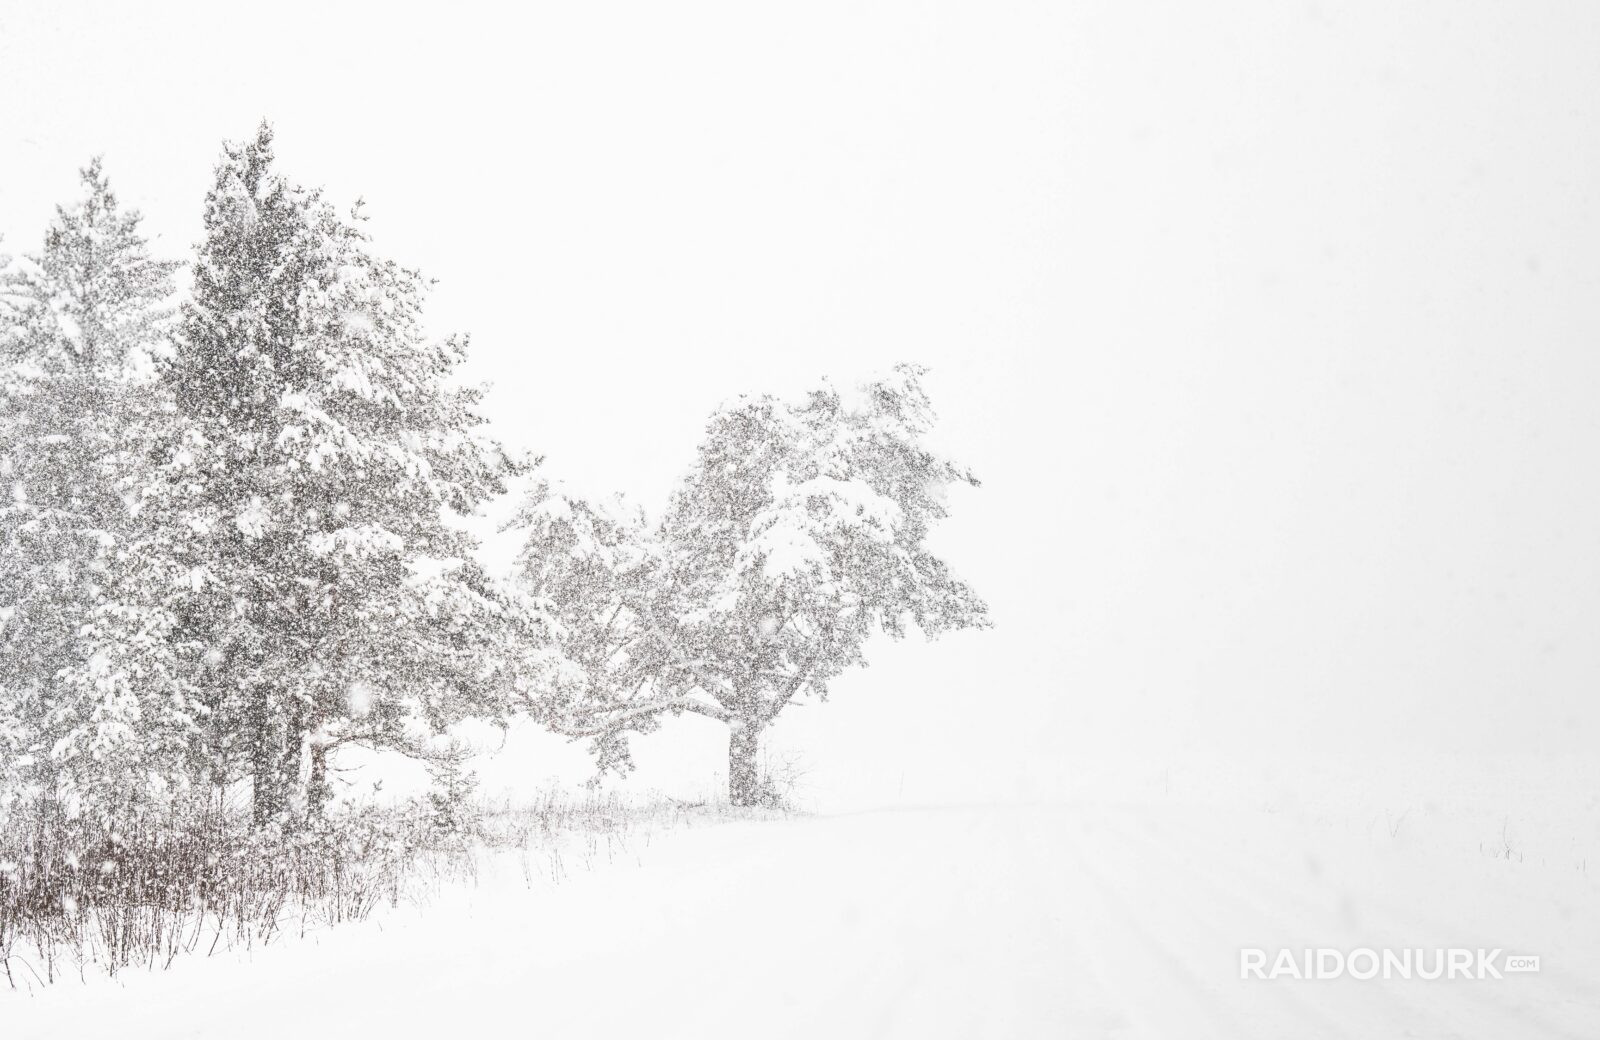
[3,797,1597,1039]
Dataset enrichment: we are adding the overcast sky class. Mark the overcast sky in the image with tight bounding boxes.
[3,2,1598,807]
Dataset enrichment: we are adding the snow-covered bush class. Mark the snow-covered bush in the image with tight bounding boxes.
[425,755,482,843]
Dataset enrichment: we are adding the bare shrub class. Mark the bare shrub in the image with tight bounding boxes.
[0,796,453,988]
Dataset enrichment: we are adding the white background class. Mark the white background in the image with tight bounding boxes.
[3,1,1598,810]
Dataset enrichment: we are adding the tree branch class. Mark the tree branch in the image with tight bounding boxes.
[558,691,729,738]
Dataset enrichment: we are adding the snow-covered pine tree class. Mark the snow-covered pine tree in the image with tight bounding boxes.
[517,365,991,806]
[162,125,534,825]
[0,160,187,819]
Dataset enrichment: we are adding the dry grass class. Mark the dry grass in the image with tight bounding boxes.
[0,784,793,989]
[0,797,450,988]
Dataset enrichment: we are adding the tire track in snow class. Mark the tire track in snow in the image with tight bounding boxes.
[1120,804,1599,1040]
[1137,805,1600,1038]
[1085,806,1391,1039]
[1058,812,1264,1039]
[1098,805,1501,1039]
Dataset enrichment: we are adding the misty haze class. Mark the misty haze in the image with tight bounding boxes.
[1,3,1598,1038]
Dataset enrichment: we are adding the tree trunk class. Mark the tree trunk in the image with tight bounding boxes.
[305,740,331,818]
[249,690,304,827]
[249,689,284,827]
[727,719,762,807]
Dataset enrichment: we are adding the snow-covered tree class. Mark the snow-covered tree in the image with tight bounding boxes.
[0,160,186,818]
[517,365,990,805]
[510,488,664,775]
[160,125,535,824]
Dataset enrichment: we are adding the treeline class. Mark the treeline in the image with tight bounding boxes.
[0,124,989,831]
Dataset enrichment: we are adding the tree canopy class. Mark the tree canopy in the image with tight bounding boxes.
[516,365,990,804]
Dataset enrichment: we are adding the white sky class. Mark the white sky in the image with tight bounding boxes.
[3,1,1598,807]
